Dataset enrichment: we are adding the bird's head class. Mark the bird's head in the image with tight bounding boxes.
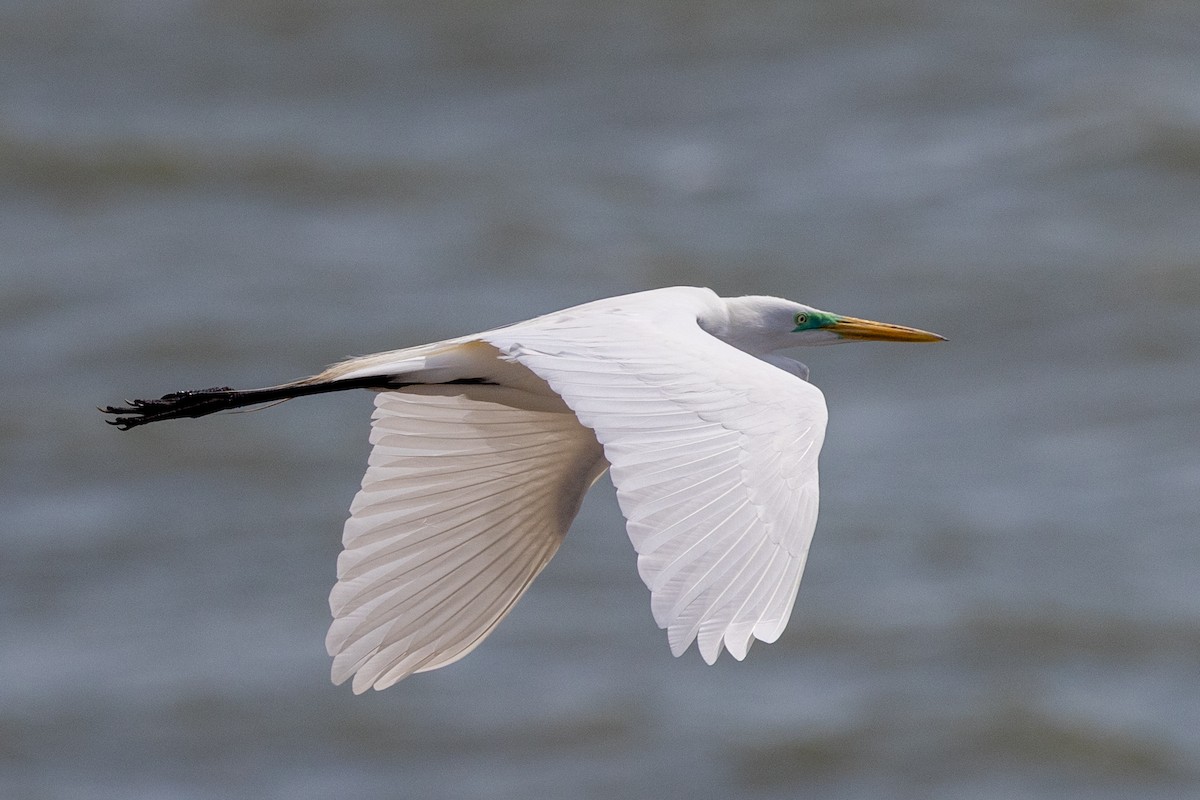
[715,295,945,354]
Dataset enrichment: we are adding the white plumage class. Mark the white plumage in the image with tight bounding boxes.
[105,286,943,691]
[328,387,605,692]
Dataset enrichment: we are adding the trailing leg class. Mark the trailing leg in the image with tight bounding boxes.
[102,375,498,430]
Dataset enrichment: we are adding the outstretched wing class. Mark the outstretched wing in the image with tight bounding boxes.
[487,306,827,664]
[327,385,605,692]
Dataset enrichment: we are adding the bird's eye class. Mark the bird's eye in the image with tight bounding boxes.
[794,312,808,326]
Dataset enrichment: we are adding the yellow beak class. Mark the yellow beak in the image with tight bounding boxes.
[828,316,946,342]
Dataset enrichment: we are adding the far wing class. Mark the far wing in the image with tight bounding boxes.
[487,309,828,663]
[327,386,605,692]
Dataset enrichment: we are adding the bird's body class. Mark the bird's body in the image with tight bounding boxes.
[105,287,942,692]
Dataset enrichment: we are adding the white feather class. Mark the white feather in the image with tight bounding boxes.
[328,385,605,692]
[484,288,827,665]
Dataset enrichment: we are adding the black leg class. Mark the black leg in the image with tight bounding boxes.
[101,375,498,429]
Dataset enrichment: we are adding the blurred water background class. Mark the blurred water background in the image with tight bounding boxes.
[3,1,1200,798]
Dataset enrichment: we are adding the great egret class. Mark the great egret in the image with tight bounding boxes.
[105,286,943,692]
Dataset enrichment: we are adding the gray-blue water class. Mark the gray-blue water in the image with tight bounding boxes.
[3,2,1199,798]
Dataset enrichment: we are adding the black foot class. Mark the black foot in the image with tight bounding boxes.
[101,386,239,430]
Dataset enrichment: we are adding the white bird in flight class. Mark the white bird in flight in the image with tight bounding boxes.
[105,286,943,692]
